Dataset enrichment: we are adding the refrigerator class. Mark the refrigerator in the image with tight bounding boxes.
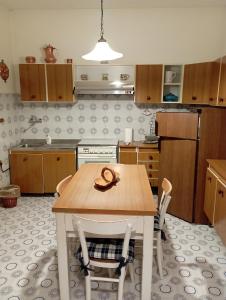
[156,108,226,224]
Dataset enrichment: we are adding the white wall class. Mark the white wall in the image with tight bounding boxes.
[0,8,14,93]
[10,7,226,67]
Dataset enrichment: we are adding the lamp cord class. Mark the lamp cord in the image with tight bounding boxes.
[100,0,105,41]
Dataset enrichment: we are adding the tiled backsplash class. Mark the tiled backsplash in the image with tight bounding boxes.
[0,94,22,187]
[18,97,157,140]
[0,94,157,187]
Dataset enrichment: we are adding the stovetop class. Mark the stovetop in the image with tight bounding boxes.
[78,138,118,147]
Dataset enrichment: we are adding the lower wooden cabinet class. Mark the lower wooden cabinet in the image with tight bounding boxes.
[138,148,159,187]
[203,168,217,224]
[10,151,76,193]
[119,147,137,164]
[204,161,226,245]
[43,152,76,193]
[119,143,159,187]
[10,153,44,193]
[214,180,226,245]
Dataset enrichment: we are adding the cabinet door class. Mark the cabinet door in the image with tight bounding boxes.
[204,169,217,224]
[214,180,226,245]
[159,139,196,222]
[43,152,76,193]
[135,65,163,103]
[46,64,74,102]
[10,153,44,193]
[218,56,226,106]
[119,148,137,164]
[182,62,216,104]
[19,64,46,101]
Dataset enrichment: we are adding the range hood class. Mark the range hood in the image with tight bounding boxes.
[75,65,135,95]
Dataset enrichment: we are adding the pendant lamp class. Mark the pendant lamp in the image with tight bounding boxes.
[82,0,123,62]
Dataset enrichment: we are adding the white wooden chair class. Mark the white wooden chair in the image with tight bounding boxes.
[56,175,73,196]
[154,177,172,278]
[72,216,137,300]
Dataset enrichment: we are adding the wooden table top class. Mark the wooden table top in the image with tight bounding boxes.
[52,164,157,216]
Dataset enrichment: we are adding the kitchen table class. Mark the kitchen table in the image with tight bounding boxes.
[52,163,157,300]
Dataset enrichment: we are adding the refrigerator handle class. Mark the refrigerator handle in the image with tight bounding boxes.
[197,115,201,139]
[155,120,158,136]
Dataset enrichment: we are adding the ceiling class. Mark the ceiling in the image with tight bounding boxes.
[1,0,226,10]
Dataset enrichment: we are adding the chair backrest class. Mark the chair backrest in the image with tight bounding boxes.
[56,175,73,196]
[159,178,172,229]
[72,216,136,266]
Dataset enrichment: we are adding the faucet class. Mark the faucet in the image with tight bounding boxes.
[23,115,42,132]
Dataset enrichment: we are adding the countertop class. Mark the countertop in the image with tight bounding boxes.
[207,159,226,181]
[119,140,159,149]
[10,139,81,152]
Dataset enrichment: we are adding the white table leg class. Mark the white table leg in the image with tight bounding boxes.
[142,216,153,300]
[56,213,70,300]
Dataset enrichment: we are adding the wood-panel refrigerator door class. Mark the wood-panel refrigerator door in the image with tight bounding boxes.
[159,139,197,222]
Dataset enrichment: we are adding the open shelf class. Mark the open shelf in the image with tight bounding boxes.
[162,65,183,103]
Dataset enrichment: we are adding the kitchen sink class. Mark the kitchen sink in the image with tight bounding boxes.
[19,143,44,148]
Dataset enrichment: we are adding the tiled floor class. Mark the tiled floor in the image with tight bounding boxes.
[0,197,226,300]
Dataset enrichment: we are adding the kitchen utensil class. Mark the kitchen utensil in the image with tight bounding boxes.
[165,71,177,83]
[25,56,36,63]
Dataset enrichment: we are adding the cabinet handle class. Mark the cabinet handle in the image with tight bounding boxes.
[149,164,153,169]
[149,155,153,160]
[192,96,197,100]
[207,177,212,182]
[23,157,27,162]
[57,157,60,161]
[147,96,151,100]
[31,95,36,99]
[219,98,224,102]
[209,97,214,102]
[58,96,62,99]
[218,190,224,197]
[149,173,152,178]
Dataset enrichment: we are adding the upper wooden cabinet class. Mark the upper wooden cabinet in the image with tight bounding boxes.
[135,65,163,103]
[46,64,74,102]
[19,64,46,101]
[218,56,226,106]
[19,64,75,102]
[182,62,220,105]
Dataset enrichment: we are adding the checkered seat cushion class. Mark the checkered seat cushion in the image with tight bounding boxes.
[154,213,166,241]
[76,238,135,262]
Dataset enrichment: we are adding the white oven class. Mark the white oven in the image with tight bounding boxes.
[77,139,118,169]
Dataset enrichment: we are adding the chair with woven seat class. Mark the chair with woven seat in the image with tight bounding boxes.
[154,177,172,278]
[72,216,137,300]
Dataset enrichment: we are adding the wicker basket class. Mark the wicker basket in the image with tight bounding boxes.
[0,185,20,208]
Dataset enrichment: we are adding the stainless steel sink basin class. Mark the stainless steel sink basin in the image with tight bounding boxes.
[19,143,44,148]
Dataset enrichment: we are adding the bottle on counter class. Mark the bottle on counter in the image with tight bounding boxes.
[46,135,52,145]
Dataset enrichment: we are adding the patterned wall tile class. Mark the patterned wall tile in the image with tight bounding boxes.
[0,94,22,187]
[0,93,189,187]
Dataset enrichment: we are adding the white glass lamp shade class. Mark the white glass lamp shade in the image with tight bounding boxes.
[82,40,123,61]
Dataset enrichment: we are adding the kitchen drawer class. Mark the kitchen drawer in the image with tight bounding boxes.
[138,161,159,170]
[138,151,159,161]
[147,170,159,178]
[149,178,159,187]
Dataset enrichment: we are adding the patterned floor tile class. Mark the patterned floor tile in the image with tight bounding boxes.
[0,197,226,300]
